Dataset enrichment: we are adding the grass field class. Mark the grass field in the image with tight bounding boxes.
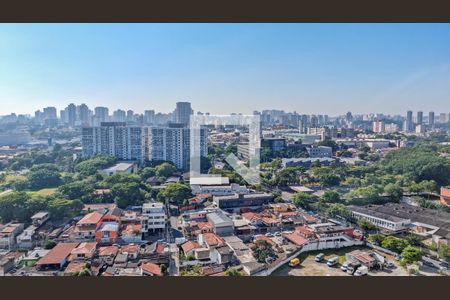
[27,188,58,197]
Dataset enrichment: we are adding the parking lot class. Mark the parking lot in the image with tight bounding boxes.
[272,247,409,276]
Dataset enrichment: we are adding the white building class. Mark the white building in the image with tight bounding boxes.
[16,225,37,250]
[190,183,248,196]
[306,145,332,158]
[31,211,50,227]
[100,162,136,176]
[349,206,410,232]
[148,125,207,170]
[82,122,147,162]
[141,202,167,234]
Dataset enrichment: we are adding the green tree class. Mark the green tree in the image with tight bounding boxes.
[293,192,314,209]
[325,203,350,219]
[112,182,145,208]
[384,183,403,202]
[27,164,62,190]
[251,240,277,264]
[74,155,116,176]
[400,246,422,266]
[438,244,450,261]
[320,190,341,203]
[357,219,375,233]
[155,163,177,179]
[140,167,156,181]
[58,181,95,201]
[368,234,385,245]
[318,173,340,187]
[225,268,244,276]
[381,236,409,253]
[158,183,192,205]
[0,191,31,223]
[44,240,57,249]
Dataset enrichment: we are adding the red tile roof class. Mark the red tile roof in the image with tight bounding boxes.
[141,262,162,276]
[254,235,275,246]
[71,242,97,256]
[77,212,104,226]
[98,246,119,257]
[121,244,139,254]
[283,233,309,246]
[202,233,225,247]
[181,240,201,253]
[37,243,79,266]
[64,261,87,275]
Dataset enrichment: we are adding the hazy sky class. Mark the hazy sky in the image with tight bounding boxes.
[1,23,450,116]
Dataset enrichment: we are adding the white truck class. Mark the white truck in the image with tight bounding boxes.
[354,265,368,276]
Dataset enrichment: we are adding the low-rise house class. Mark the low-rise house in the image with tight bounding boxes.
[64,261,89,276]
[0,223,24,249]
[140,262,162,276]
[21,248,50,267]
[71,212,104,241]
[120,224,142,244]
[31,211,50,227]
[97,246,119,265]
[180,240,201,257]
[36,242,79,270]
[206,211,234,236]
[96,221,120,245]
[121,244,139,260]
[70,242,97,261]
[16,225,37,250]
[0,257,15,276]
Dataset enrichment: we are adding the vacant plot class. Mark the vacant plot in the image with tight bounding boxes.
[27,188,58,197]
[272,246,409,276]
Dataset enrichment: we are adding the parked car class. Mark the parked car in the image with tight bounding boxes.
[289,258,301,267]
[327,256,339,267]
[341,261,350,271]
[385,261,395,268]
[265,233,274,237]
[346,262,362,275]
[422,260,435,268]
[315,253,325,262]
[354,266,369,276]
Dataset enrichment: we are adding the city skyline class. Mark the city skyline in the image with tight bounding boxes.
[1,23,450,115]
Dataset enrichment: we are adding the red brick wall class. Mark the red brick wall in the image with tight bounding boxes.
[440,187,450,205]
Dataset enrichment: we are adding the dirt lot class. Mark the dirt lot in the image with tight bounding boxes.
[272,246,409,276]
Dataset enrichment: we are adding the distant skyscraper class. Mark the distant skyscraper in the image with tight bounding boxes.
[113,109,126,122]
[148,125,207,170]
[373,120,385,133]
[82,122,207,170]
[126,110,134,122]
[174,101,193,126]
[404,110,413,132]
[94,107,109,122]
[439,113,447,124]
[82,122,146,162]
[77,103,90,125]
[417,111,423,125]
[43,107,57,120]
[144,110,155,125]
[429,111,435,127]
[66,103,77,127]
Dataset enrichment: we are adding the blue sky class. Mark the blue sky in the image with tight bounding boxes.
[1,23,450,116]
